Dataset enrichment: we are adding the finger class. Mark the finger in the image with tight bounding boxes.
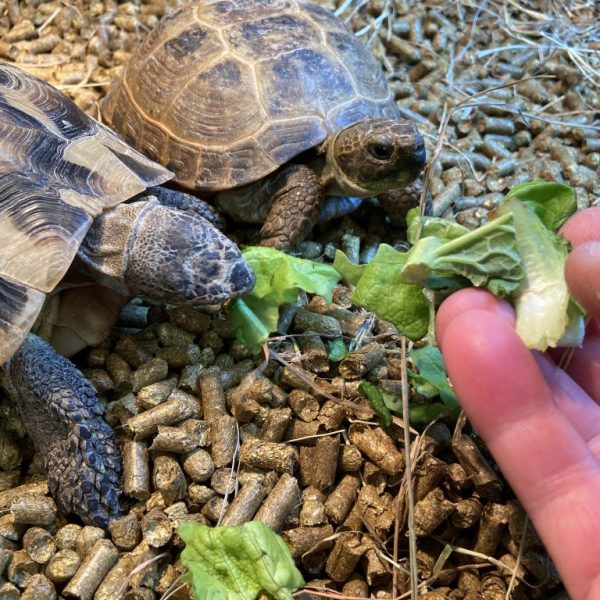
[534,352,600,457]
[435,288,514,348]
[564,332,600,403]
[442,309,600,599]
[559,206,600,246]
[565,241,600,323]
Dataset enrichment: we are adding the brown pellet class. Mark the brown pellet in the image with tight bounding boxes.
[150,424,199,453]
[451,496,484,529]
[115,336,152,369]
[239,438,298,474]
[124,389,201,439]
[45,549,80,584]
[221,480,266,526]
[294,308,343,338]
[0,482,47,510]
[140,510,172,548]
[299,435,339,491]
[356,485,394,539]
[122,440,151,501]
[153,454,186,505]
[137,379,175,409]
[452,434,503,500]
[282,524,334,559]
[22,527,56,564]
[254,473,300,532]
[130,357,169,392]
[477,115,515,136]
[20,573,56,600]
[298,333,329,373]
[108,514,140,551]
[348,424,404,476]
[287,389,320,422]
[211,415,238,468]
[326,532,367,583]
[94,542,157,600]
[199,366,227,420]
[75,527,105,560]
[383,32,421,62]
[3,20,36,42]
[324,474,360,525]
[339,342,385,379]
[10,495,57,527]
[63,540,118,600]
[474,503,511,560]
[7,549,38,588]
[182,448,214,482]
[414,488,455,536]
[260,407,292,442]
[0,582,19,599]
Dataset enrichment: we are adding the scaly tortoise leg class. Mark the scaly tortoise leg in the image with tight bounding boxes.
[3,334,122,528]
[216,164,324,252]
[378,179,431,227]
[257,164,324,251]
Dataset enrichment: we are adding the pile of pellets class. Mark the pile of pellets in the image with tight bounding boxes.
[0,0,598,598]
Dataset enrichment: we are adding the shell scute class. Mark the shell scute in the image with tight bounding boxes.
[164,23,211,60]
[327,97,400,130]
[167,58,262,146]
[256,117,327,165]
[0,277,45,366]
[197,0,295,26]
[258,47,355,120]
[325,31,389,100]
[0,61,172,362]
[224,13,318,62]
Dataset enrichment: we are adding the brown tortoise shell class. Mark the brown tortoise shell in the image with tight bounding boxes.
[101,0,402,192]
[0,61,171,365]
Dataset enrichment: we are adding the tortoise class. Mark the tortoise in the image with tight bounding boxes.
[0,61,255,528]
[101,0,427,251]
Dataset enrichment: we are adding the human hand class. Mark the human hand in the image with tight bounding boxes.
[435,207,600,600]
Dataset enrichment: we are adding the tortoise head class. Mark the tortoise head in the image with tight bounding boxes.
[324,119,426,196]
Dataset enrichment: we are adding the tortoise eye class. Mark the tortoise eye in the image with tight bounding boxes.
[368,143,394,160]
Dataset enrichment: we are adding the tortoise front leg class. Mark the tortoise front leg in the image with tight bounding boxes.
[3,334,122,528]
[216,164,324,252]
[258,164,324,251]
[378,179,431,226]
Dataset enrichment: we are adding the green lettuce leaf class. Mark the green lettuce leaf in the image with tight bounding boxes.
[350,244,430,340]
[409,346,457,406]
[179,521,305,600]
[332,249,366,285]
[228,247,340,353]
[402,213,522,295]
[327,337,348,361]
[504,180,576,231]
[407,208,470,245]
[497,197,584,350]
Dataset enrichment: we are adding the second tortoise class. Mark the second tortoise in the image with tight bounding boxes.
[102,0,426,250]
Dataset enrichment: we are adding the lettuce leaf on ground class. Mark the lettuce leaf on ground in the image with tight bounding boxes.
[350,244,430,341]
[409,346,457,406]
[228,247,340,353]
[179,521,304,600]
